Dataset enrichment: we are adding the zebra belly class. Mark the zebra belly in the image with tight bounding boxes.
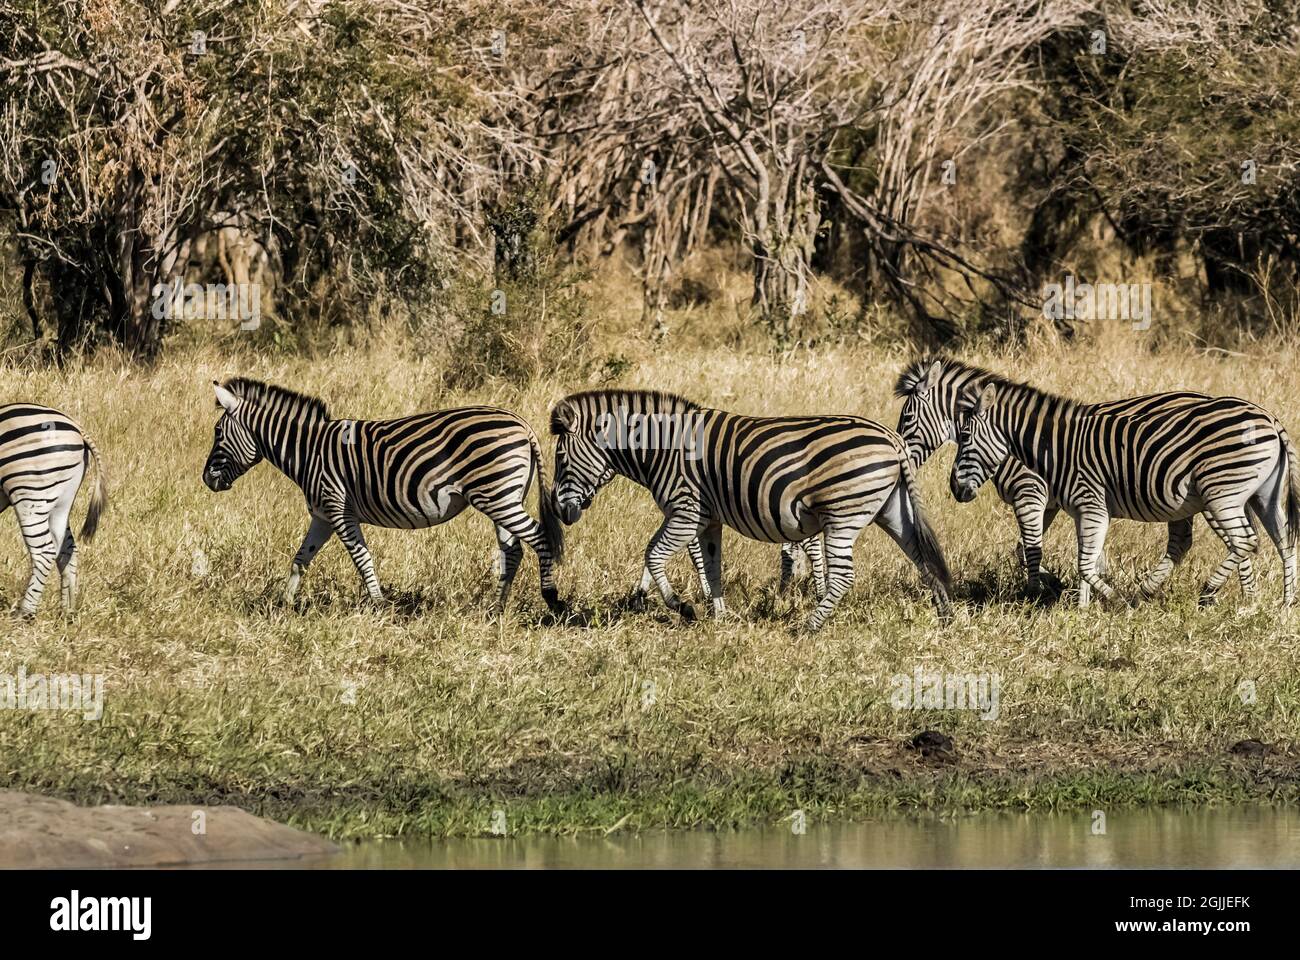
[710,496,823,544]
[354,486,469,529]
[1106,500,1203,523]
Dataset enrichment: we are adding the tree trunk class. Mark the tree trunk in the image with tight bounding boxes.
[751,172,820,346]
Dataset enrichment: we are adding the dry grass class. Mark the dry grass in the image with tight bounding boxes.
[1,327,1298,838]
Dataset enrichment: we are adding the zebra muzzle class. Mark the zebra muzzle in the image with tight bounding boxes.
[203,468,231,492]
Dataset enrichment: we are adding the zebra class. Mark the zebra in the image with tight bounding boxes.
[892,357,1207,600]
[1,403,107,617]
[203,379,566,614]
[949,369,1299,607]
[549,389,952,631]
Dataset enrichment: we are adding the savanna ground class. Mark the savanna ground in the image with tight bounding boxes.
[2,310,1299,840]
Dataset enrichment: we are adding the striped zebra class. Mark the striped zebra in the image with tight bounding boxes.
[203,379,565,614]
[1,404,107,617]
[949,370,1299,607]
[549,389,952,631]
[893,357,1205,599]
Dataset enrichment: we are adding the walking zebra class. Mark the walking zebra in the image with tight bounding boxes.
[549,389,951,631]
[1,404,107,617]
[203,379,565,613]
[950,370,1299,607]
[893,357,1206,598]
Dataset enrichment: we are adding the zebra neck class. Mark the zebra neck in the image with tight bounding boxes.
[607,444,686,491]
[250,412,327,488]
[996,391,1072,475]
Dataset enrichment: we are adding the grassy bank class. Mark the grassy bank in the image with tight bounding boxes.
[2,334,1299,839]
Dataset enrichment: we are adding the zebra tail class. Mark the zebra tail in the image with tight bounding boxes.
[530,431,565,564]
[1283,426,1300,552]
[900,456,952,594]
[80,431,108,543]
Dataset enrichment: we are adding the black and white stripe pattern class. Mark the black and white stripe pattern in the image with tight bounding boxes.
[549,389,951,631]
[950,367,1299,607]
[1,403,107,617]
[203,379,565,613]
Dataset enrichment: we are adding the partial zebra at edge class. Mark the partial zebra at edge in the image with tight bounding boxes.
[0,403,106,617]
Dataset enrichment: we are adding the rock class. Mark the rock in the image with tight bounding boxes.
[909,730,955,757]
[1228,739,1270,758]
[0,791,337,868]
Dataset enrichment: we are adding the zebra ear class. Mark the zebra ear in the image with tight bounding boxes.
[550,401,577,436]
[213,381,241,413]
[975,383,997,416]
[922,359,943,392]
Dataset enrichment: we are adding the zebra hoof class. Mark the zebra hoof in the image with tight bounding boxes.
[1197,592,1219,608]
[542,589,567,616]
[678,603,697,623]
[625,592,647,613]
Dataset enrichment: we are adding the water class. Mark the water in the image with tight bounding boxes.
[289,806,1300,869]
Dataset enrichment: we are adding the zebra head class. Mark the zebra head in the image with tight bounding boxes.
[950,382,1006,503]
[204,381,263,492]
[549,399,615,525]
[895,357,958,467]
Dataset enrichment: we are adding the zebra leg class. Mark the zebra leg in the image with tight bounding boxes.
[642,506,702,622]
[696,523,725,618]
[331,515,384,602]
[473,498,566,615]
[493,524,524,610]
[44,487,79,614]
[806,533,828,600]
[1016,502,1058,592]
[1074,509,1119,608]
[14,500,58,618]
[778,542,797,592]
[285,515,333,604]
[55,530,77,613]
[1138,518,1194,599]
[689,539,713,600]
[627,566,652,612]
[778,539,816,592]
[1199,506,1259,606]
[804,519,869,632]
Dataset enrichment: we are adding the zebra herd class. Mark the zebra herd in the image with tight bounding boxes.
[3,357,1297,628]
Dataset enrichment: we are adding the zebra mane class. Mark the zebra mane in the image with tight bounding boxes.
[895,356,948,397]
[945,364,1067,416]
[895,356,1032,401]
[220,378,331,422]
[551,389,701,435]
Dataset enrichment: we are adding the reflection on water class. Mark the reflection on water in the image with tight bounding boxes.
[296,806,1300,869]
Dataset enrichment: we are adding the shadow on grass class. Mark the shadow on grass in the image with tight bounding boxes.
[952,565,1068,609]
